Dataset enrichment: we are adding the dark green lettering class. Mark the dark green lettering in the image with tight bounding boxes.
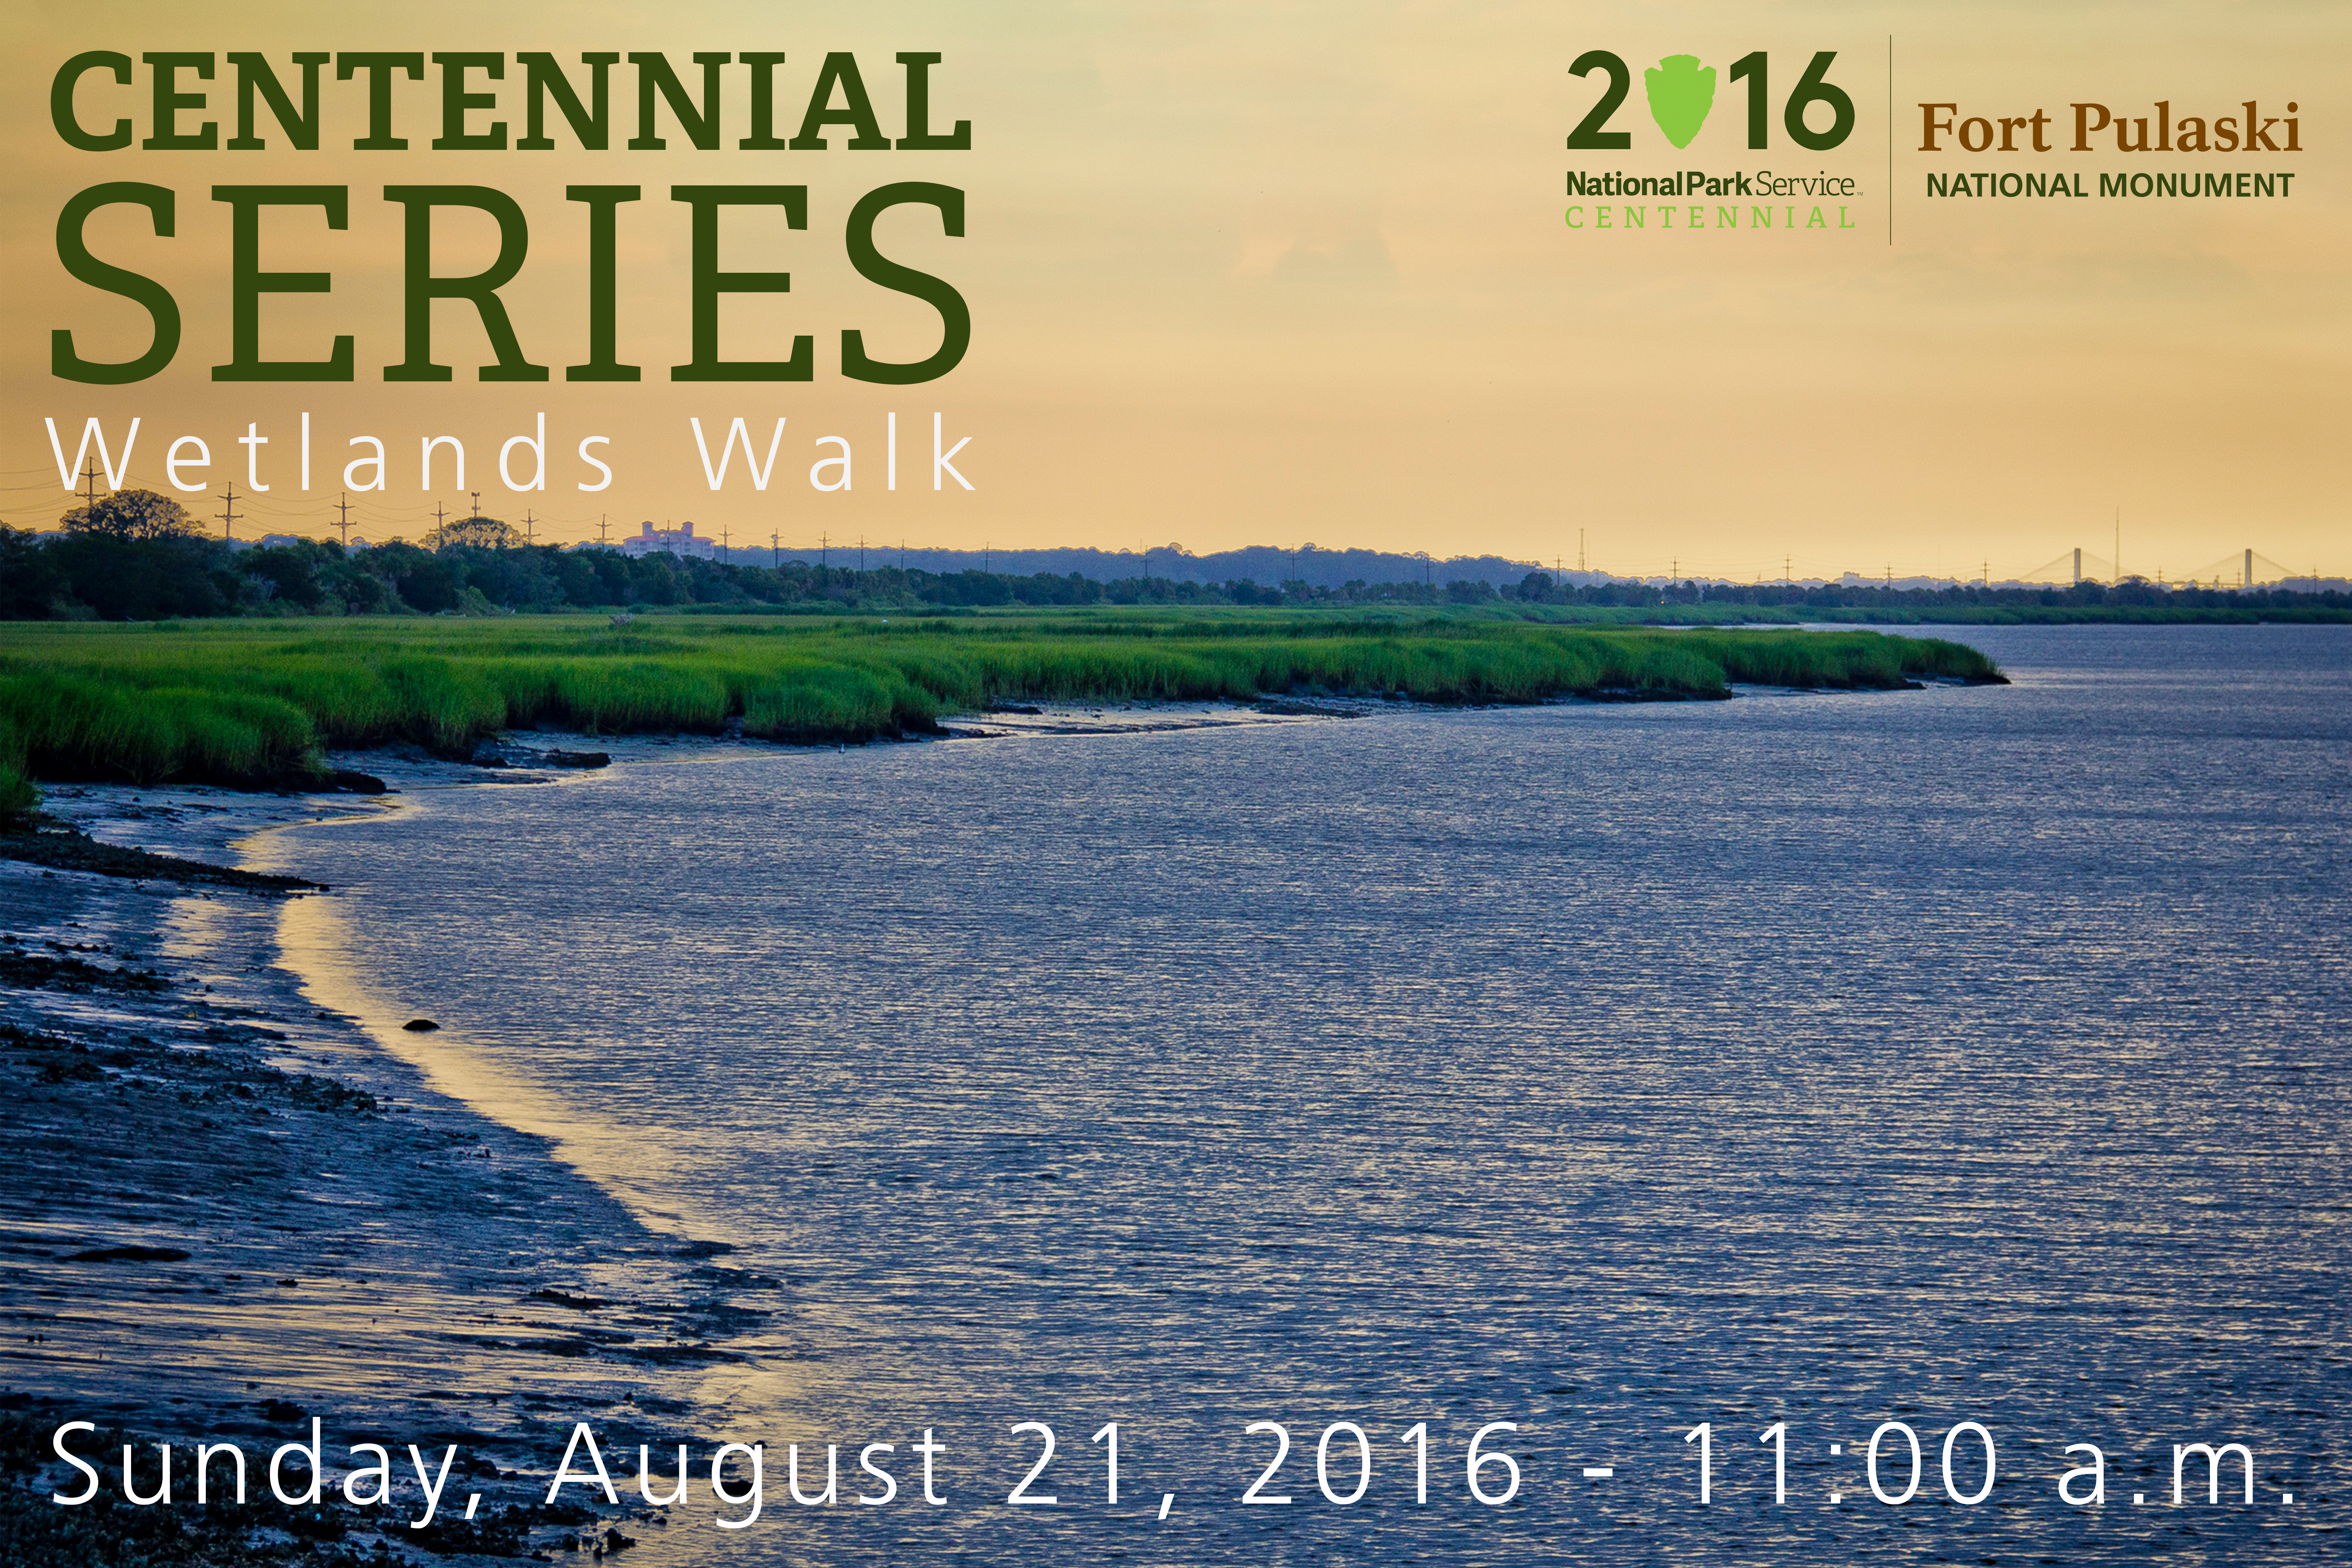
[52,183,180,384]
[381,185,544,381]
[791,53,890,149]
[51,51,133,151]
[210,185,352,381]
[567,185,641,381]
[141,52,216,150]
[336,53,424,149]
[518,52,616,149]
[430,52,507,150]
[669,185,809,381]
[738,53,789,149]
[227,52,327,149]
[628,52,728,150]
[895,53,969,149]
[842,183,968,384]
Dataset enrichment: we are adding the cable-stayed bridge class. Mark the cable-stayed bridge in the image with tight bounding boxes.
[2015,546,2330,590]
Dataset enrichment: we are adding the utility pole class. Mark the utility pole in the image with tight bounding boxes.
[523,509,535,546]
[1578,528,1586,573]
[597,513,610,546]
[469,490,481,520]
[335,490,352,545]
[858,536,866,572]
[80,461,101,516]
[771,531,779,568]
[216,481,242,541]
[820,532,829,568]
[900,538,906,571]
[721,525,729,559]
[434,501,447,531]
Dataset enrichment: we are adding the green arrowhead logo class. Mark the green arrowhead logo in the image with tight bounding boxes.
[1643,55,1716,148]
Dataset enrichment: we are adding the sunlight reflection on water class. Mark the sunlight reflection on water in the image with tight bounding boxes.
[271,624,2351,1564]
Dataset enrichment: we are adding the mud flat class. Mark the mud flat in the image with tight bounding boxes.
[0,772,797,1563]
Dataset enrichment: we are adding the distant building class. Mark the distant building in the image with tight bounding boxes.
[619,521,717,561]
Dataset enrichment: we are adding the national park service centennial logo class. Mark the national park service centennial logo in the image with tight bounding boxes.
[1644,55,1716,149]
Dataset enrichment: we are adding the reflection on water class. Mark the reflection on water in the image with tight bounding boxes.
[274,624,2351,1564]
[274,889,699,1233]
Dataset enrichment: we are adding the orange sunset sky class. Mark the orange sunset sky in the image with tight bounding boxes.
[2,0,2343,582]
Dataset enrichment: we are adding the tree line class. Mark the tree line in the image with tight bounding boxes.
[2,489,2341,621]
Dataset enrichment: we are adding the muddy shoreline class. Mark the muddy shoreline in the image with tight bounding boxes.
[6,708,1299,1557]
[0,760,808,1562]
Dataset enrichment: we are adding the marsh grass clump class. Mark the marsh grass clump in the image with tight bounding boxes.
[0,722,38,829]
[0,673,316,790]
[0,613,2002,789]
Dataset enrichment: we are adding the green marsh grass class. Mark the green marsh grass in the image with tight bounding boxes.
[0,612,2001,790]
[0,724,36,827]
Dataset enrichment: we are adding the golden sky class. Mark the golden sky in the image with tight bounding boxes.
[3,0,2343,580]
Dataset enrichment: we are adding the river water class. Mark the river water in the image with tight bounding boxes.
[264,623,2349,1564]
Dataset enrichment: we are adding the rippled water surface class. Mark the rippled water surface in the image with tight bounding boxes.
[275,624,2349,1563]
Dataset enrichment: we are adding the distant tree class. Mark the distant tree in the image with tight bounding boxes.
[366,541,462,612]
[241,540,333,609]
[60,488,204,541]
[1,526,66,617]
[425,514,519,551]
[45,531,234,619]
